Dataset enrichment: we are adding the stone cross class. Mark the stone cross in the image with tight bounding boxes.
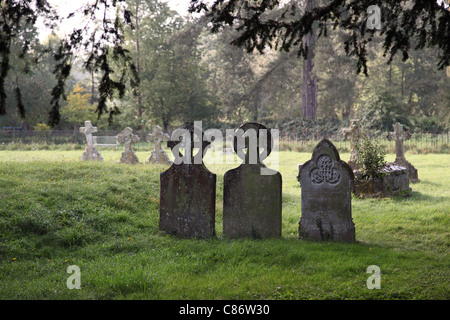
[146,126,171,165]
[223,122,282,239]
[298,139,355,242]
[388,122,411,161]
[80,120,97,147]
[342,119,361,170]
[79,120,103,161]
[159,122,216,238]
[387,122,418,182]
[117,127,140,164]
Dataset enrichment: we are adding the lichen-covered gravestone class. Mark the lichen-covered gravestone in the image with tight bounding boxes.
[146,126,171,165]
[388,122,418,182]
[80,120,103,161]
[159,122,216,238]
[223,122,282,239]
[342,119,362,170]
[117,127,140,164]
[298,139,355,243]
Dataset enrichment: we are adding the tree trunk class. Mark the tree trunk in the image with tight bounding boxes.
[90,69,95,105]
[135,1,142,118]
[401,64,404,98]
[301,0,318,121]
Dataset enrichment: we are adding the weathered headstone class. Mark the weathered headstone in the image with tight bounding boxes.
[159,122,216,238]
[388,122,418,182]
[146,126,171,165]
[223,122,282,239]
[80,120,103,161]
[342,119,362,170]
[298,139,355,242]
[117,127,140,164]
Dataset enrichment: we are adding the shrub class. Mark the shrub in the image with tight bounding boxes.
[354,135,386,179]
[34,123,51,131]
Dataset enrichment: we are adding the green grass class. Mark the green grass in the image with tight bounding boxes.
[0,149,448,299]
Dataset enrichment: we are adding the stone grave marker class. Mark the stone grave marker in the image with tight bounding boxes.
[223,122,282,239]
[146,125,171,165]
[117,127,140,164]
[80,120,103,161]
[388,122,418,182]
[159,122,216,238]
[342,119,362,170]
[298,138,355,242]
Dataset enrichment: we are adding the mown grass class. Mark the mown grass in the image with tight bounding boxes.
[0,149,448,300]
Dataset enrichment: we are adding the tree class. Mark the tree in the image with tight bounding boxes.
[189,0,450,120]
[0,26,59,128]
[60,83,97,130]
[301,0,318,120]
[141,20,218,131]
[0,0,138,126]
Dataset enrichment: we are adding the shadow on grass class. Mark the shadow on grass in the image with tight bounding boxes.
[391,190,448,203]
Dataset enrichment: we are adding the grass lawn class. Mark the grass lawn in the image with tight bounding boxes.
[0,149,448,300]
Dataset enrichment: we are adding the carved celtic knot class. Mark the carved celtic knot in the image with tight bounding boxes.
[310,155,341,185]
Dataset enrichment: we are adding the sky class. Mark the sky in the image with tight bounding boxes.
[38,0,192,42]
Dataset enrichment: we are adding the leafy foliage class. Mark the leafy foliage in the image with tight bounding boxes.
[189,0,450,74]
[354,134,386,179]
[0,0,138,127]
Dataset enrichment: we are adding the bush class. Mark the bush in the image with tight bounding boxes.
[34,123,51,131]
[354,134,386,179]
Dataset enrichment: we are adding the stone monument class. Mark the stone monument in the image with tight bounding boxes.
[79,120,103,161]
[223,122,282,239]
[298,139,355,243]
[342,119,362,170]
[117,127,140,164]
[159,122,216,238]
[388,122,418,182]
[146,126,171,165]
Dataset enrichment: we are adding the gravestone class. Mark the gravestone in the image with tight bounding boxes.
[342,119,362,170]
[117,127,140,164]
[146,126,171,165]
[80,120,103,161]
[388,122,418,182]
[223,122,282,239]
[298,139,355,243]
[159,122,216,238]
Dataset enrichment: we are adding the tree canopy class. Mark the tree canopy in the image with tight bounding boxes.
[188,0,450,74]
[0,0,448,132]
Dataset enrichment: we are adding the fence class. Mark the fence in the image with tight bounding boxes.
[1,129,449,153]
[279,131,450,153]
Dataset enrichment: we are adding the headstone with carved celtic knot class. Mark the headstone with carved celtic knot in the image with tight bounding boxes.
[298,139,355,242]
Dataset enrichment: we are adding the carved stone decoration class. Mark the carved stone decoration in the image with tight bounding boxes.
[310,155,341,185]
[298,138,355,243]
